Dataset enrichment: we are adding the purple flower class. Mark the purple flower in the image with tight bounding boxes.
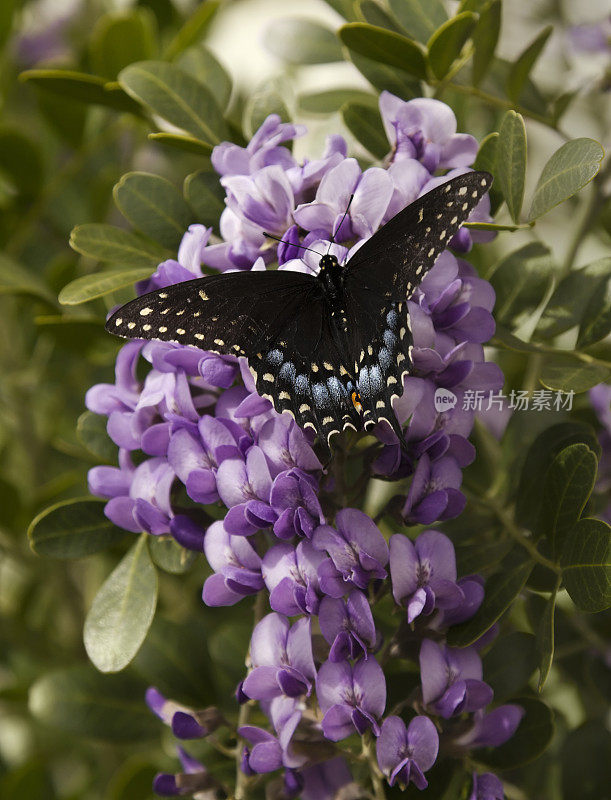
[402,453,466,524]
[379,92,478,171]
[212,114,306,177]
[590,383,611,521]
[316,658,386,740]
[270,468,325,540]
[312,509,388,594]
[434,575,485,628]
[153,747,216,797]
[376,715,439,789]
[239,697,306,774]
[216,447,274,536]
[262,541,326,616]
[202,521,264,606]
[389,531,464,623]
[242,614,316,701]
[470,772,505,800]
[293,158,393,241]
[454,705,525,749]
[419,639,493,718]
[300,757,353,800]
[319,590,376,661]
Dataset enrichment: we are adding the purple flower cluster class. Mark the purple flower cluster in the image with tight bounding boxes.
[148,524,522,795]
[88,92,502,547]
[84,92,515,797]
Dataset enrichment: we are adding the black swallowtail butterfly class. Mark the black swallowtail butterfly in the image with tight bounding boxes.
[106,171,493,452]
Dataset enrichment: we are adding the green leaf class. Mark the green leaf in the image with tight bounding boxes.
[113,172,192,250]
[89,9,158,80]
[118,61,227,144]
[540,355,610,394]
[0,254,56,304]
[164,1,220,60]
[455,540,513,575]
[561,518,611,613]
[339,23,428,80]
[77,411,118,462]
[29,666,157,741]
[341,102,389,159]
[243,78,291,139]
[497,110,527,223]
[388,0,447,43]
[478,697,554,769]
[427,12,477,80]
[482,632,538,702]
[347,51,421,98]
[20,69,141,114]
[263,18,343,64]
[488,242,555,326]
[69,223,170,268]
[148,535,196,574]
[357,1,403,33]
[472,0,501,85]
[58,268,153,305]
[299,88,377,114]
[561,721,611,800]
[147,132,212,156]
[0,127,44,198]
[447,553,534,646]
[539,444,598,555]
[473,131,504,212]
[177,45,232,110]
[0,0,18,47]
[28,498,126,559]
[84,534,158,672]
[133,616,216,706]
[516,422,602,532]
[578,262,611,347]
[536,581,558,691]
[507,25,553,104]
[183,168,225,230]
[537,257,611,339]
[528,138,604,221]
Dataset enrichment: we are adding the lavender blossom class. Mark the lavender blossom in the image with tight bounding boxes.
[419,639,493,718]
[242,614,316,701]
[376,715,439,789]
[470,772,505,800]
[202,521,264,606]
[390,531,464,622]
[262,541,326,616]
[316,657,386,740]
[318,589,376,661]
[312,509,388,594]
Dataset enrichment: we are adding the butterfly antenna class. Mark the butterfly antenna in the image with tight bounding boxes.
[326,194,354,255]
[263,232,323,258]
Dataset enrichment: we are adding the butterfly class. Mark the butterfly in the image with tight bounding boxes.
[106,171,493,454]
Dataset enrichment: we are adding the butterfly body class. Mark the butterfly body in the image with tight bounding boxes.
[106,171,493,454]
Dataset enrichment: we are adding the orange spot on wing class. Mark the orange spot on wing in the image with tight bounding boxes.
[351,391,363,412]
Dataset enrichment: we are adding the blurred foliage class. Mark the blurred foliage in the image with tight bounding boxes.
[0,0,610,799]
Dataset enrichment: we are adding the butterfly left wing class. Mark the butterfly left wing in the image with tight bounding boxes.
[106,270,317,357]
[106,269,358,450]
[343,171,493,439]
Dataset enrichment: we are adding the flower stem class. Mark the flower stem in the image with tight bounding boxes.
[361,733,386,800]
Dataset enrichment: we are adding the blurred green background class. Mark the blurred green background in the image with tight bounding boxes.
[0,1,609,798]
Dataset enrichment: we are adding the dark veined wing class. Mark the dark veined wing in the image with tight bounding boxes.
[345,171,493,299]
[342,171,493,437]
[250,296,362,450]
[106,268,359,449]
[106,269,318,358]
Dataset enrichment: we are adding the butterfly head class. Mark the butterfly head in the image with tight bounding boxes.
[318,253,340,273]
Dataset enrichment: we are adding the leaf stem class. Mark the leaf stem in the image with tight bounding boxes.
[443,81,556,129]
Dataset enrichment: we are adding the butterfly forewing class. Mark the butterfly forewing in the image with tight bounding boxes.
[106,270,316,357]
[343,171,493,432]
